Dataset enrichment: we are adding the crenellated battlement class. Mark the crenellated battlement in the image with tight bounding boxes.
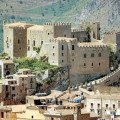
[104,32,117,35]
[44,22,71,27]
[78,42,108,48]
[71,29,85,32]
[50,37,77,43]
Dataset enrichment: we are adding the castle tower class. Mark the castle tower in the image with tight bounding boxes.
[3,22,34,58]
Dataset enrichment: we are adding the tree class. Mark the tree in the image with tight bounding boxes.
[86,26,91,42]
[107,43,116,68]
[35,46,41,54]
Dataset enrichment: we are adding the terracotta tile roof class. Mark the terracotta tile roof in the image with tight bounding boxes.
[0,59,14,64]
[80,88,94,95]
[63,103,81,107]
[47,92,63,99]
[58,91,80,100]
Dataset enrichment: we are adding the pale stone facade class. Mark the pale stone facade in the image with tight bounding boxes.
[27,25,44,57]
[49,39,109,84]
[4,22,34,58]
[85,94,120,119]
[0,68,36,102]
[3,21,110,85]
[103,32,120,53]
[0,59,14,78]
[79,22,100,40]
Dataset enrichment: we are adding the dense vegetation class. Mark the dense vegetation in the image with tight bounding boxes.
[13,57,58,72]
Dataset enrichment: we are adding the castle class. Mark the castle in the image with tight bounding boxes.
[3,21,109,85]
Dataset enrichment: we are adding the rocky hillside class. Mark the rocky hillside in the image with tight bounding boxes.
[75,0,120,35]
[0,0,120,52]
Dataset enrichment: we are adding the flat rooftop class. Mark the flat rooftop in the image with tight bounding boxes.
[28,25,44,31]
[5,22,34,28]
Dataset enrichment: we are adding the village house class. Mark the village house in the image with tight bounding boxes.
[0,58,14,78]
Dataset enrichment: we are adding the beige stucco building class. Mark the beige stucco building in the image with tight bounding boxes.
[0,59,14,78]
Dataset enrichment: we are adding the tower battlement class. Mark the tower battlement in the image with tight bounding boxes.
[44,22,71,27]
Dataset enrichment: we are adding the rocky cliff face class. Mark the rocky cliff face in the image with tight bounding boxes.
[75,0,120,35]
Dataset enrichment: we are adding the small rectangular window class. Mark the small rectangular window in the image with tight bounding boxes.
[18,40,20,44]
[12,87,15,90]
[91,103,93,108]
[62,60,64,63]
[84,54,86,58]
[62,45,64,50]
[53,53,55,56]
[33,40,35,46]
[62,53,64,56]
[72,45,75,50]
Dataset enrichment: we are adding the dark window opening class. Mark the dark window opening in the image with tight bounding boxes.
[51,118,54,120]
[62,60,64,63]
[72,45,75,50]
[31,116,34,119]
[99,63,100,66]
[6,86,8,91]
[62,53,64,56]
[92,63,93,67]
[62,45,64,50]
[28,47,30,51]
[53,53,55,56]
[91,103,93,108]
[18,40,20,44]
[12,87,15,90]
[41,41,43,45]
[33,40,35,46]
[106,104,108,109]
[48,33,49,35]
[84,63,86,67]
[73,35,74,38]
[53,46,54,49]
[64,35,66,37]
[1,112,4,118]
[84,54,86,58]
